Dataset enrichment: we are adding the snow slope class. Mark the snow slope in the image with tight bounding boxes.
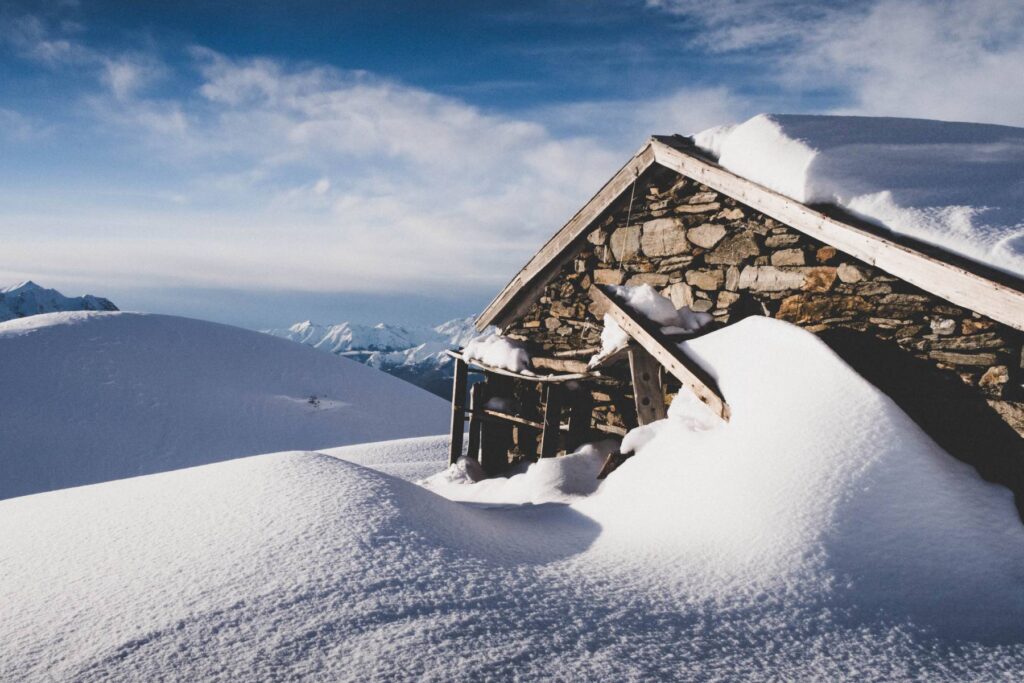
[0,311,448,500]
[0,280,117,321]
[3,317,1022,680]
[695,114,1024,279]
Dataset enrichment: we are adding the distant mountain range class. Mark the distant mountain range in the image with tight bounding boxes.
[0,281,118,321]
[264,317,489,397]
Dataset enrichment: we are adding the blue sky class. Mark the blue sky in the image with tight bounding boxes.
[2,0,1023,328]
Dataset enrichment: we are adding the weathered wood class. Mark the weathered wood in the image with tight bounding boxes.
[445,350,591,382]
[479,376,514,474]
[552,346,602,359]
[650,138,1024,332]
[531,356,590,374]
[629,346,667,425]
[566,388,595,451]
[539,384,564,458]
[597,450,631,479]
[448,357,468,465]
[466,382,484,465]
[476,141,658,330]
[592,285,731,420]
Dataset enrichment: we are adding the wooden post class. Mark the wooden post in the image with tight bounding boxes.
[448,356,468,466]
[629,347,667,426]
[566,388,594,452]
[480,375,514,474]
[466,382,484,465]
[539,383,563,458]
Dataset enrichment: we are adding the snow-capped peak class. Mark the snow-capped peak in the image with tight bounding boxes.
[0,281,118,322]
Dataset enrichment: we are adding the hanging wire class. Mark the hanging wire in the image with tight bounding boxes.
[624,165,640,230]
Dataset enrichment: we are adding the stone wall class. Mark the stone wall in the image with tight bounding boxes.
[501,165,1024,453]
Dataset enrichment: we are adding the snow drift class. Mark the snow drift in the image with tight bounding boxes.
[695,114,1024,279]
[2,316,1023,679]
[0,311,448,500]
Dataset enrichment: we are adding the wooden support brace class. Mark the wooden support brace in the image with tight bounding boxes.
[566,388,595,452]
[448,356,468,465]
[539,383,564,458]
[629,346,667,426]
[466,382,484,465]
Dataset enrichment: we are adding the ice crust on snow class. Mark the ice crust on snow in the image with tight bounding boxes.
[694,114,1024,279]
[3,317,1024,679]
[0,311,449,500]
[463,332,532,373]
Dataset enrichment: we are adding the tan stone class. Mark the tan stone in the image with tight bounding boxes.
[979,365,1010,393]
[765,234,800,248]
[593,269,624,286]
[688,191,718,204]
[523,320,541,329]
[609,225,641,261]
[771,248,805,266]
[777,295,871,324]
[962,318,993,335]
[929,317,957,335]
[816,246,838,263]
[717,291,740,307]
[802,267,838,292]
[640,218,688,257]
[737,266,806,291]
[687,223,727,249]
[675,202,721,214]
[685,269,725,290]
[725,266,740,291]
[837,263,865,283]
[544,317,561,331]
[706,232,761,265]
[662,282,694,309]
[718,207,744,221]
[626,272,670,287]
[587,228,607,245]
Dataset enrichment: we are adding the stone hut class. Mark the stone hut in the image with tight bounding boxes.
[450,134,1024,515]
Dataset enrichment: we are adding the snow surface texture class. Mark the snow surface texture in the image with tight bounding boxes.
[4,316,1023,680]
[0,280,117,321]
[590,284,712,366]
[0,311,448,500]
[694,114,1024,279]
[462,332,532,373]
[264,316,490,397]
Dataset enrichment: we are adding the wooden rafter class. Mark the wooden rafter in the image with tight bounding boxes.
[591,285,730,421]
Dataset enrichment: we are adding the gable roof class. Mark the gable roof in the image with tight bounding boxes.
[476,136,1024,333]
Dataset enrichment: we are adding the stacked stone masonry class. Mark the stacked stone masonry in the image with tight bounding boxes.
[502,165,1024,451]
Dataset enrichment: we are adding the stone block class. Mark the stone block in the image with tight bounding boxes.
[687,223,727,249]
[837,263,866,283]
[641,218,689,257]
[706,232,761,265]
[929,317,957,335]
[626,272,670,287]
[593,269,624,286]
[816,246,838,263]
[675,202,721,214]
[609,225,641,261]
[802,267,837,292]
[771,248,805,266]
[765,234,801,248]
[737,266,807,291]
[685,269,725,290]
[663,282,694,308]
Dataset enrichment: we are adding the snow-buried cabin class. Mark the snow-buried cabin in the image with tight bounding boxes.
[450,119,1024,513]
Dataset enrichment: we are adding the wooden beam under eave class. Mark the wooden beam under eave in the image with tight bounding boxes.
[475,141,658,331]
[650,139,1024,333]
[591,285,730,421]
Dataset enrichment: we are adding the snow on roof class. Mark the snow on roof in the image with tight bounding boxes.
[694,114,1024,280]
[4,316,1023,679]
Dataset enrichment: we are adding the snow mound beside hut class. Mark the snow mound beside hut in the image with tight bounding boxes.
[695,114,1024,279]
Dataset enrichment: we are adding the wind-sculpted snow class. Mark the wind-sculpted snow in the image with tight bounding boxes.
[0,311,448,500]
[2,317,1023,679]
[695,114,1024,279]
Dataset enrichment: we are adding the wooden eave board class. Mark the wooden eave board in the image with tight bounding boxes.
[475,141,657,330]
[650,139,1024,332]
[591,285,730,421]
[445,350,591,383]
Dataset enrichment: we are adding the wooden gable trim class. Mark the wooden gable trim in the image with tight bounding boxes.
[475,141,658,330]
[591,285,730,421]
[650,138,1024,332]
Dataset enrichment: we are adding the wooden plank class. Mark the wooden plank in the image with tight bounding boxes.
[531,356,590,374]
[539,384,564,458]
[448,356,468,465]
[445,350,591,382]
[591,285,730,421]
[476,141,657,330]
[650,139,1024,332]
[466,382,484,465]
[629,347,667,425]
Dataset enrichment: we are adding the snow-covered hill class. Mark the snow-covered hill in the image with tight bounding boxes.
[2,317,1022,680]
[265,316,486,397]
[0,280,117,321]
[695,114,1024,279]
[0,311,449,500]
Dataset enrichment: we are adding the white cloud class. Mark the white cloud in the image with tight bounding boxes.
[649,0,1024,126]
